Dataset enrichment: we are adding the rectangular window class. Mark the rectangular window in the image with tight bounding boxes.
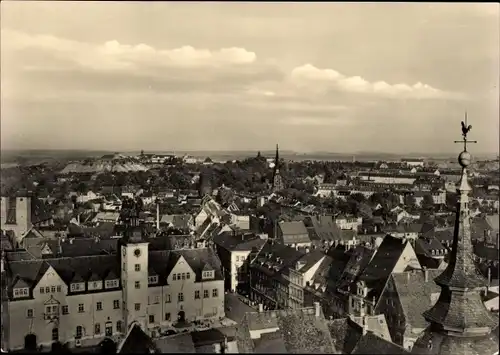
[116,321,122,333]
[105,325,113,337]
[40,287,45,294]
[149,315,155,324]
[178,293,184,302]
[186,273,190,280]
[204,290,209,299]
[177,273,181,280]
[122,262,125,271]
[95,323,101,335]
[213,307,218,316]
[78,304,84,313]
[46,287,50,294]
[113,300,120,309]
[195,290,200,299]
[166,294,171,303]
[51,286,56,293]
[165,313,171,321]
[62,306,69,315]
[135,281,140,289]
[212,289,218,297]
[135,303,140,311]
[56,285,61,292]
[173,274,177,281]
[96,302,102,311]
[27,309,33,318]
[76,326,83,339]
[181,273,186,280]
[135,264,141,272]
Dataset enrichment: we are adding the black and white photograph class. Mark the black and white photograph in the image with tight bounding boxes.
[1,2,499,354]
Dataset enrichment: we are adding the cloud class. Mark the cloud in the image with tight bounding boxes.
[290,63,457,99]
[1,29,257,72]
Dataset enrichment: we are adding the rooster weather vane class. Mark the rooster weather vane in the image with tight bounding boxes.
[454,111,477,152]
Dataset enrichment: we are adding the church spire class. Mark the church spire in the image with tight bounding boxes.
[271,143,284,192]
[411,115,498,354]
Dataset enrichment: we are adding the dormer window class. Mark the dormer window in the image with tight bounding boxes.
[148,276,158,285]
[88,281,103,291]
[202,271,214,280]
[105,279,119,289]
[70,283,85,292]
[13,287,29,298]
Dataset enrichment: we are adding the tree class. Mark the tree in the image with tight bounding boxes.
[404,194,417,208]
[350,193,366,204]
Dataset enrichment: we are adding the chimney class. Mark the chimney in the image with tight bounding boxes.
[314,302,321,317]
[487,267,492,291]
[361,316,368,336]
[258,303,264,313]
[423,267,428,282]
[156,203,160,230]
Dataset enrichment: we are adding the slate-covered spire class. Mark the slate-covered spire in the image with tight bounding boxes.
[272,144,284,192]
[411,115,498,355]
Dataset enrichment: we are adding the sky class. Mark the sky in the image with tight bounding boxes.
[1,2,499,154]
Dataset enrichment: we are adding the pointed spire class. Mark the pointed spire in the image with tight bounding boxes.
[414,117,498,351]
[275,144,280,168]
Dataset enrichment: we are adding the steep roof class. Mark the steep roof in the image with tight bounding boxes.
[392,270,442,330]
[236,307,337,354]
[352,331,410,354]
[213,232,266,252]
[117,323,157,353]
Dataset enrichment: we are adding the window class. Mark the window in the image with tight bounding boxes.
[40,287,45,294]
[212,289,218,297]
[135,303,141,311]
[52,328,59,341]
[62,306,69,315]
[51,286,56,293]
[148,276,158,284]
[202,271,214,279]
[177,273,181,280]
[135,281,140,289]
[178,293,184,302]
[45,305,59,315]
[78,304,84,313]
[105,324,113,337]
[195,291,200,299]
[135,264,141,272]
[27,309,33,318]
[116,321,122,333]
[56,285,61,292]
[186,273,190,280]
[105,279,119,289]
[173,274,177,281]
[182,273,186,280]
[165,313,171,321]
[204,290,209,299]
[113,300,120,309]
[122,262,125,271]
[95,323,101,335]
[165,294,171,303]
[149,315,155,324]
[76,326,83,339]
[212,307,218,316]
[96,302,102,311]
[71,283,82,292]
[13,288,29,297]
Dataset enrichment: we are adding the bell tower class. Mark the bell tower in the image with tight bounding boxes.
[272,144,284,192]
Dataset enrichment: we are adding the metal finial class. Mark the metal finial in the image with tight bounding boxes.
[454,112,477,168]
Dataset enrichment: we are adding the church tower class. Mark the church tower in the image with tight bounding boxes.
[411,117,498,354]
[271,144,284,192]
[119,202,149,333]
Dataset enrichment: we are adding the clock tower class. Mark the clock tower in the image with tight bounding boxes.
[120,207,149,333]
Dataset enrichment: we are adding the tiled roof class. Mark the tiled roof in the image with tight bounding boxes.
[5,247,223,298]
[336,246,375,293]
[237,307,337,353]
[279,221,308,236]
[351,331,410,354]
[356,235,407,300]
[474,242,499,261]
[392,270,441,330]
[155,333,195,353]
[213,232,266,252]
[118,323,158,353]
[60,238,118,257]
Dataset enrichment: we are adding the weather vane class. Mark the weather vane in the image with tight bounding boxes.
[454,111,477,152]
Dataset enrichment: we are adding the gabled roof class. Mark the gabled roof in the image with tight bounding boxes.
[117,323,158,353]
[392,270,441,330]
[351,331,410,354]
[356,235,408,300]
[237,307,337,353]
[213,232,266,252]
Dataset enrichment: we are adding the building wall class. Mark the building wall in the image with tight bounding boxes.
[230,251,251,293]
[0,197,33,244]
[7,266,123,350]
